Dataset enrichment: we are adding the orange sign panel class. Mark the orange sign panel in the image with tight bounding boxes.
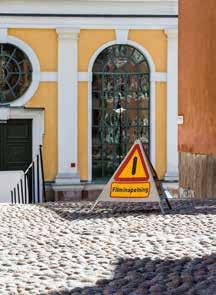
[91,140,163,212]
[110,182,150,198]
[114,144,149,181]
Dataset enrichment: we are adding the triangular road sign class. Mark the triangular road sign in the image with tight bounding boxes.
[91,139,168,213]
[114,143,149,182]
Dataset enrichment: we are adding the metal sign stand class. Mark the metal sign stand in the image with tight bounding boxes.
[91,139,172,214]
[141,143,172,212]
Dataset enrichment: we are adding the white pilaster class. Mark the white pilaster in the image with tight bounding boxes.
[164,29,179,181]
[56,28,80,184]
[115,29,129,44]
[0,28,8,42]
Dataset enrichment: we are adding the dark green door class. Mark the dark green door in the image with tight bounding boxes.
[0,119,32,171]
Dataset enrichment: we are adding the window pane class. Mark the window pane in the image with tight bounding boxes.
[93,45,150,74]
[0,44,32,104]
[92,45,150,180]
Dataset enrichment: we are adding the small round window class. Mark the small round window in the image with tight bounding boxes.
[0,43,32,104]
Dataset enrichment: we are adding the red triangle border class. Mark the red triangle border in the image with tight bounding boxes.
[114,144,149,182]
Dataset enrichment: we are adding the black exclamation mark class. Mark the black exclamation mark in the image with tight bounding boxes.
[132,157,138,175]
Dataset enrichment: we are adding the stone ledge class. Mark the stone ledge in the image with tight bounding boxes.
[46,182,180,202]
[46,183,104,202]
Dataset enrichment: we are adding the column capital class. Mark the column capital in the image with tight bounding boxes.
[164,28,178,40]
[56,28,80,40]
[115,29,129,44]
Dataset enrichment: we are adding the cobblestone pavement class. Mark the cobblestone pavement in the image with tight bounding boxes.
[0,201,216,295]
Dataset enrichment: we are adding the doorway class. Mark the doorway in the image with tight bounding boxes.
[0,119,32,171]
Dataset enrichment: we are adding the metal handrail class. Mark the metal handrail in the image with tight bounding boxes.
[10,145,46,204]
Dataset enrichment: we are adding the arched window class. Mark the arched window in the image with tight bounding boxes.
[0,43,32,104]
[92,44,150,180]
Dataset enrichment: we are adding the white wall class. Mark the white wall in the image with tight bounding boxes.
[0,171,24,203]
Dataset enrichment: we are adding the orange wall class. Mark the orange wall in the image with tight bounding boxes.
[27,82,58,181]
[78,29,116,71]
[129,30,167,72]
[179,0,216,154]
[8,29,57,71]
[9,29,58,181]
[78,82,88,180]
[7,28,167,181]
[78,29,167,179]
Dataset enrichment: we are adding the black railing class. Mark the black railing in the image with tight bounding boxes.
[11,145,46,204]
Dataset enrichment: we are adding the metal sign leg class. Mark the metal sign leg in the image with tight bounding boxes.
[90,199,100,212]
[159,200,165,215]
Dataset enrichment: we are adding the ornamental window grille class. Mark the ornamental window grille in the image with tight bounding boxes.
[92,44,150,180]
[0,43,32,104]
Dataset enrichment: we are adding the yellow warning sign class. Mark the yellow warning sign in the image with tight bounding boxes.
[91,140,164,212]
[110,182,150,198]
[114,144,149,182]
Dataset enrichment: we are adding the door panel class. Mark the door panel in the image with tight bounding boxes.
[0,119,32,171]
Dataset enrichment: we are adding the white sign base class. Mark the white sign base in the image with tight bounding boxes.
[91,140,167,214]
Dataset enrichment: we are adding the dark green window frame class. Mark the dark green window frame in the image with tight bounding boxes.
[92,44,150,181]
[0,43,32,104]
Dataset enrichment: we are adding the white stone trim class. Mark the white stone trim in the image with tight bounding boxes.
[0,28,8,42]
[151,72,167,82]
[55,28,80,184]
[0,1,178,17]
[0,34,40,107]
[0,17,178,30]
[164,28,178,180]
[78,72,90,82]
[87,40,157,181]
[78,71,167,83]
[1,107,44,202]
[0,107,10,121]
[40,72,57,82]
[0,107,44,160]
[56,28,80,40]
[115,29,129,43]
[88,40,156,74]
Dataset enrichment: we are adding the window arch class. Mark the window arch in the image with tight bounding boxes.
[0,43,32,104]
[92,44,151,180]
[93,44,150,73]
[0,35,40,107]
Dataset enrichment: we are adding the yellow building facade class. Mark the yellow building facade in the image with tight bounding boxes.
[0,0,178,199]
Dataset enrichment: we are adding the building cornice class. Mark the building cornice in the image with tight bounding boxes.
[0,1,178,16]
[0,16,178,30]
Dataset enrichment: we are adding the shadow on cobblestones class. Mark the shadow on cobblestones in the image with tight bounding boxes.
[44,200,216,222]
[47,254,216,295]
[44,202,161,221]
[1,202,216,294]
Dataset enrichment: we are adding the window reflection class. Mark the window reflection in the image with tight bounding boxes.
[92,45,150,180]
[0,44,32,104]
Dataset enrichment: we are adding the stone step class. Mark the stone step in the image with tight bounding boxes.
[47,181,180,202]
